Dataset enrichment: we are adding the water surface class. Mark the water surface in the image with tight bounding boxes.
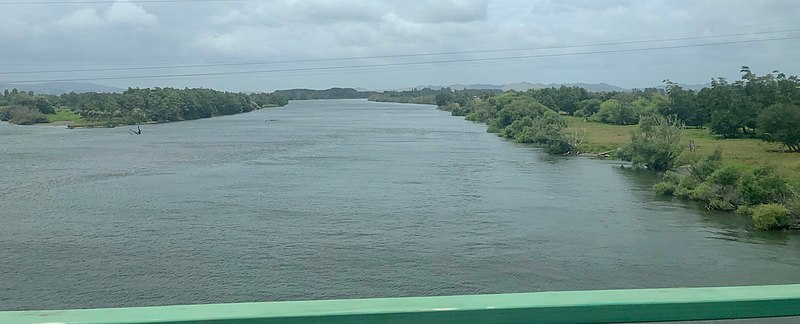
[2,99,799,311]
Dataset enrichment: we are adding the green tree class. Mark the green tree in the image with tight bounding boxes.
[624,114,684,171]
[591,99,639,125]
[435,89,455,107]
[757,103,800,152]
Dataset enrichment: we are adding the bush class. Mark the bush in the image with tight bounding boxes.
[737,167,791,205]
[689,148,722,181]
[708,197,736,211]
[624,114,684,171]
[709,165,744,189]
[661,171,683,185]
[0,106,48,125]
[785,197,800,218]
[752,203,790,230]
[689,183,714,201]
[674,176,699,199]
[736,205,754,217]
[653,181,676,196]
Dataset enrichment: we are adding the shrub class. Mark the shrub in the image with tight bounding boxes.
[674,176,699,199]
[786,197,800,218]
[737,167,791,205]
[653,181,676,196]
[689,148,722,181]
[736,205,754,217]
[624,114,684,171]
[708,197,736,211]
[752,203,790,230]
[709,165,744,189]
[661,171,683,185]
[689,183,714,201]
[0,106,48,125]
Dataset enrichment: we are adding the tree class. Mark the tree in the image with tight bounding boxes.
[591,99,639,125]
[435,89,455,107]
[663,80,707,126]
[34,97,55,114]
[623,114,684,171]
[757,103,800,152]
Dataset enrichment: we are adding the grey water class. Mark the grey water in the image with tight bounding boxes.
[2,99,799,311]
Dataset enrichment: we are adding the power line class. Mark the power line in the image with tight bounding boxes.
[5,35,799,84]
[2,28,799,76]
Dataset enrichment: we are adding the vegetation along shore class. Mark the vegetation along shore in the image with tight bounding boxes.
[367,67,800,230]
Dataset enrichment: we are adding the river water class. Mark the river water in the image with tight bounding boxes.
[2,99,800,311]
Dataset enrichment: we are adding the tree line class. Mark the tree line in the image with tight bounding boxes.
[0,87,289,126]
[273,87,376,100]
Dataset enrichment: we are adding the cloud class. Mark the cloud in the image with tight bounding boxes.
[1,0,798,91]
[211,9,252,26]
[396,0,489,23]
[56,8,105,30]
[104,1,158,26]
[57,0,157,30]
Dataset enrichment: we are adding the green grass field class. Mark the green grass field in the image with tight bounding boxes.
[565,116,800,183]
[47,108,87,124]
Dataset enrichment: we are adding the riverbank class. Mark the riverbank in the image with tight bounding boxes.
[564,116,800,184]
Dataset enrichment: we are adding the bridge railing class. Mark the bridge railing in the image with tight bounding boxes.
[2,284,800,323]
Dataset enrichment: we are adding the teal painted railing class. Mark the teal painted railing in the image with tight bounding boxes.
[2,284,800,323]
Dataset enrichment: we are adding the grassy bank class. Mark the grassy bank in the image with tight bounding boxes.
[565,116,800,183]
[47,108,86,124]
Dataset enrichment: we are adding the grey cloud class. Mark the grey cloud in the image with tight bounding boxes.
[56,1,158,30]
[0,0,797,91]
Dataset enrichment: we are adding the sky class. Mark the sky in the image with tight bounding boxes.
[0,0,799,92]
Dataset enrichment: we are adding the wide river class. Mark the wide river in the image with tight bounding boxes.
[2,99,800,311]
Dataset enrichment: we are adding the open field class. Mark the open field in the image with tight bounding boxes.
[565,116,800,184]
[47,108,86,124]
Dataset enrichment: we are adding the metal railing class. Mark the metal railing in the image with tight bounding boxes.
[2,284,800,323]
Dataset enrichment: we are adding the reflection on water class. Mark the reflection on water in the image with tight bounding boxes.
[2,99,800,311]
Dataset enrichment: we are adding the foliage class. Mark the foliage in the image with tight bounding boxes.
[699,67,800,138]
[737,167,791,205]
[624,114,684,171]
[653,181,676,196]
[709,165,744,189]
[0,106,48,125]
[689,183,714,201]
[662,80,707,126]
[751,203,790,230]
[708,197,736,211]
[674,175,699,199]
[274,87,376,100]
[368,88,498,106]
[689,148,723,182]
[736,205,754,217]
[590,99,639,125]
[757,103,800,152]
[653,171,683,196]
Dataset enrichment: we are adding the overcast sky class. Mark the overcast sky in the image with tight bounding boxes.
[1,0,799,91]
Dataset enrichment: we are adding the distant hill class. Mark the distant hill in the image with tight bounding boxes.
[0,82,123,95]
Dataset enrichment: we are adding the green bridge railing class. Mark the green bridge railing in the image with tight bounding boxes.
[3,284,800,323]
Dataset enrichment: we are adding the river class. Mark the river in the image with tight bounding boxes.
[2,99,799,311]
